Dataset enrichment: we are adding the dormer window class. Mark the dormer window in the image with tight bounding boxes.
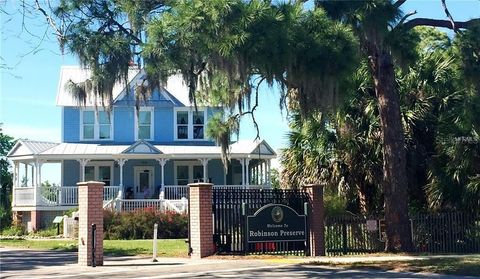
[136,107,154,141]
[81,110,112,140]
[175,109,206,140]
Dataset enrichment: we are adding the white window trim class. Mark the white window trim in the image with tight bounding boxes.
[80,108,114,141]
[84,161,114,185]
[173,161,204,185]
[135,107,154,141]
[173,108,207,141]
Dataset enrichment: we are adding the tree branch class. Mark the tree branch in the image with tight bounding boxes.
[402,18,480,31]
[397,10,417,27]
[35,0,64,39]
[394,0,408,9]
[441,0,458,33]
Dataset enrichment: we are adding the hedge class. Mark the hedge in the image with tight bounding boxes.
[103,209,188,240]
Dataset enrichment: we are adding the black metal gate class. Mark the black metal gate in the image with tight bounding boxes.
[212,188,309,255]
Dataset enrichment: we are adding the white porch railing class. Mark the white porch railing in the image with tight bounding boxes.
[111,198,188,214]
[13,187,35,206]
[13,185,120,207]
[163,184,270,199]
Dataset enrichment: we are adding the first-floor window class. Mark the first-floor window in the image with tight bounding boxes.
[175,163,204,185]
[84,164,112,186]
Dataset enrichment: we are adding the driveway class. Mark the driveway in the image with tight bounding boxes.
[1,248,477,279]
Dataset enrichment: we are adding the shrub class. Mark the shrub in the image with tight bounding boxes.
[103,209,188,240]
[31,225,60,237]
[1,223,26,236]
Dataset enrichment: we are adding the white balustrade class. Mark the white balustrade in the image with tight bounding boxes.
[13,185,120,207]
[13,187,35,206]
[117,199,166,212]
[103,186,120,201]
[164,185,189,199]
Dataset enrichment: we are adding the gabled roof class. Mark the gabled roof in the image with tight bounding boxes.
[7,140,59,158]
[122,140,162,154]
[56,66,194,107]
[56,66,140,107]
[230,140,276,156]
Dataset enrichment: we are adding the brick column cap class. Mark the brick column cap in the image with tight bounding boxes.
[303,183,324,189]
[188,183,213,188]
[77,181,106,187]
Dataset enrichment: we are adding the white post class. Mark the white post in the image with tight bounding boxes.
[156,158,168,199]
[77,159,90,182]
[12,162,18,206]
[245,159,250,186]
[152,223,158,262]
[267,160,271,186]
[31,163,34,187]
[115,158,127,198]
[260,161,264,185]
[199,158,209,183]
[240,159,245,186]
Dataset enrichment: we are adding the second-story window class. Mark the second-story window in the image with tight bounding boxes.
[175,109,206,140]
[81,110,112,140]
[136,108,153,140]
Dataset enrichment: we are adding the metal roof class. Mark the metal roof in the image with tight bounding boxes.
[56,66,194,107]
[7,139,276,159]
[7,140,59,158]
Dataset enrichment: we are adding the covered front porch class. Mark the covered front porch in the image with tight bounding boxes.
[8,139,276,213]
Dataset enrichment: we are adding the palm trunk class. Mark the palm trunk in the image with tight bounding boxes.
[369,47,413,252]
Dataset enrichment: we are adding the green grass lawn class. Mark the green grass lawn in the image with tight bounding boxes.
[0,238,188,257]
[319,256,480,277]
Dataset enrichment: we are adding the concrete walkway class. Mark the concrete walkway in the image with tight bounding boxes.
[1,248,478,279]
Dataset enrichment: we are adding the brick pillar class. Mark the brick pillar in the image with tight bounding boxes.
[77,181,104,266]
[304,184,325,256]
[188,183,214,259]
[30,210,42,231]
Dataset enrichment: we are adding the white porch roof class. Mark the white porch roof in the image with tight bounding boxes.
[7,139,276,160]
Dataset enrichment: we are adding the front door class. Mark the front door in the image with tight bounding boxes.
[134,166,154,199]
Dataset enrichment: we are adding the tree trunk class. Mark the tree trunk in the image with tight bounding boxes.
[369,47,413,252]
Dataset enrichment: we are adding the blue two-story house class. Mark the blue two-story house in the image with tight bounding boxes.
[7,66,276,230]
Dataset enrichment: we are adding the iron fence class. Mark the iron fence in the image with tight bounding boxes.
[212,188,309,255]
[325,211,480,255]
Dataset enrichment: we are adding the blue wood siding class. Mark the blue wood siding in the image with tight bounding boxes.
[208,159,225,185]
[154,107,174,142]
[63,107,80,142]
[114,107,135,142]
[63,160,80,186]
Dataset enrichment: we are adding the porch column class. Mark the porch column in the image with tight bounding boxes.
[12,162,18,206]
[266,160,271,186]
[245,159,250,186]
[115,158,127,198]
[260,161,264,185]
[199,159,210,183]
[77,159,90,182]
[30,163,34,187]
[156,158,168,199]
[240,159,245,185]
[34,160,44,205]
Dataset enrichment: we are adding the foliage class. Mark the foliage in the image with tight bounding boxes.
[103,209,188,240]
[0,132,15,231]
[281,26,480,215]
[0,223,26,236]
[269,168,280,189]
